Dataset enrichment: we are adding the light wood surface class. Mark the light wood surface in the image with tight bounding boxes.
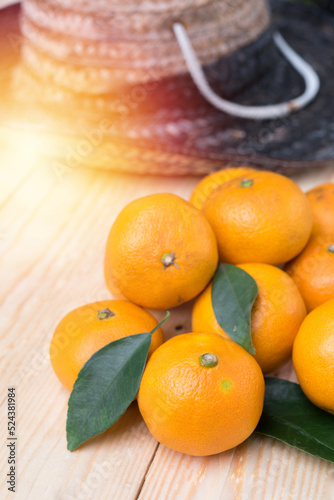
[1,144,334,500]
[1,1,334,499]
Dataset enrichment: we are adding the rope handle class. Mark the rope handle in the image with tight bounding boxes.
[173,22,320,120]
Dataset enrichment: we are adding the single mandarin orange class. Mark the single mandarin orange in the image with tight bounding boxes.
[306,183,334,237]
[189,167,256,210]
[192,263,307,373]
[285,235,334,311]
[202,171,313,265]
[293,299,334,414]
[105,193,218,310]
[137,332,264,456]
[50,300,164,391]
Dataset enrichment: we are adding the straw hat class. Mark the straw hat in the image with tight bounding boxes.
[20,0,270,93]
[0,0,334,175]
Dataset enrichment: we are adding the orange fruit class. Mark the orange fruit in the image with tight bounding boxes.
[105,193,218,310]
[306,183,334,237]
[189,167,256,210]
[50,300,164,391]
[137,332,264,456]
[293,299,334,414]
[285,235,334,311]
[202,171,313,265]
[192,263,307,373]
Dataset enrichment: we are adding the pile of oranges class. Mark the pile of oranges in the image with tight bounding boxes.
[50,168,334,457]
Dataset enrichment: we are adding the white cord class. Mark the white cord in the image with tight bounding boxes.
[173,23,320,120]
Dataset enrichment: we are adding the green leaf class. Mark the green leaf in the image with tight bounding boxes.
[256,378,334,463]
[66,312,170,451]
[211,263,257,354]
[66,332,151,451]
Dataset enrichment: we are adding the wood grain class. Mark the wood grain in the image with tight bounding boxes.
[1,148,333,500]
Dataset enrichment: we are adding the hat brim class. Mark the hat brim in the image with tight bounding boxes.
[1,1,334,176]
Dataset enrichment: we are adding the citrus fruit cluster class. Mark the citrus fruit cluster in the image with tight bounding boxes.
[50,168,334,456]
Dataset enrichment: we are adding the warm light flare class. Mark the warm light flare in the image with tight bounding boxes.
[0,125,69,209]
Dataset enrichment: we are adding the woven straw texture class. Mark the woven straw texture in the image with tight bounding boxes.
[1,1,334,176]
[21,0,270,92]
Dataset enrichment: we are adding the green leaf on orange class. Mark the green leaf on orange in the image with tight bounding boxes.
[66,313,170,451]
[211,263,257,354]
[256,378,334,463]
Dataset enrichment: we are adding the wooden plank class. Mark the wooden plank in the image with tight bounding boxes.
[1,95,334,500]
[138,433,333,500]
[135,156,334,500]
[0,159,199,500]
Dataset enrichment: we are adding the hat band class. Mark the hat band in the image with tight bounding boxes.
[173,22,320,120]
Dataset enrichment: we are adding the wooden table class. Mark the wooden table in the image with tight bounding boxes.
[1,1,334,497]
[1,143,333,500]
